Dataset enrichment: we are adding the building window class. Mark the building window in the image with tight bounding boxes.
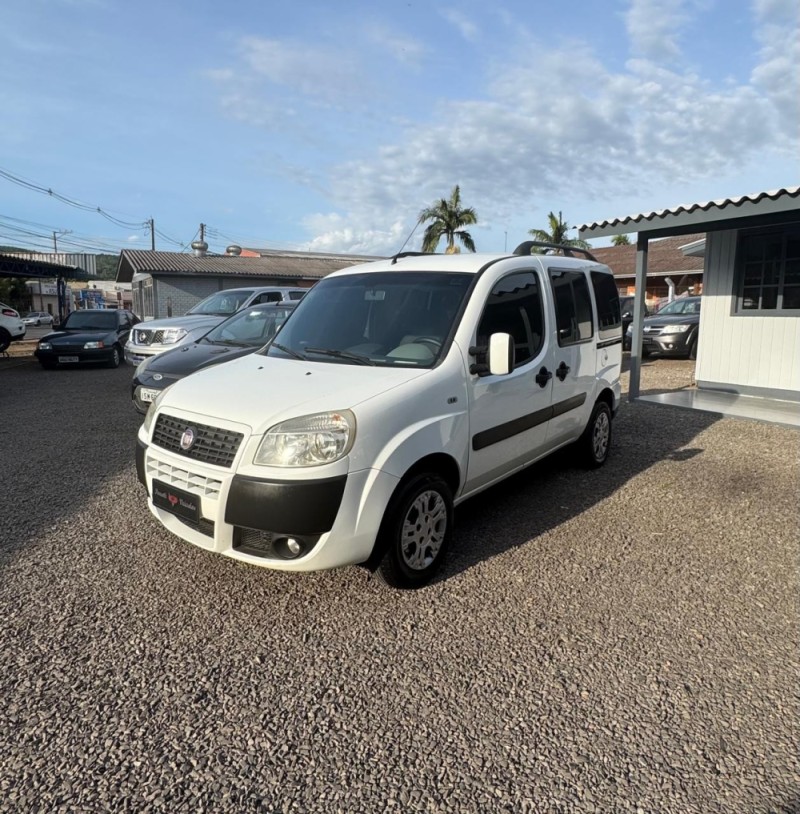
[736,226,800,314]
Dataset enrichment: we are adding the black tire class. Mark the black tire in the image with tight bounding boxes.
[35,319,41,326]
[107,345,121,368]
[577,400,612,469]
[376,473,453,589]
[687,337,698,360]
[0,328,10,353]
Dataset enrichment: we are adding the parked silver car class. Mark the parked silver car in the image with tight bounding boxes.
[124,286,307,365]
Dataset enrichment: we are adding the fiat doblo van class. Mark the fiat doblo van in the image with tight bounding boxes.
[136,242,622,588]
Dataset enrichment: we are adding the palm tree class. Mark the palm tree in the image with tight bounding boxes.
[612,234,631,246]
[418,186,478,253]
[527,211,591,253]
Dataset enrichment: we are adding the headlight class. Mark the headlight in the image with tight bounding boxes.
[39,341,52,350]
[84,340,105,349]
[661,324,690,333]
[161,328,188,345]
[254,410,356,467]
[625,325,632,335]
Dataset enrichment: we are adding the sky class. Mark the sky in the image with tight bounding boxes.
[0,0,798,258]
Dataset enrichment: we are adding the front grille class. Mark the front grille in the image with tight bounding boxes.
[234,527,275,556]
[176,515,215,538]
[145,456,223,497]
[152,414,244,468]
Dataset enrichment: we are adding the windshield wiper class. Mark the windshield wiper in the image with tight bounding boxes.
[271,341,307,360]
[304,347,375,366]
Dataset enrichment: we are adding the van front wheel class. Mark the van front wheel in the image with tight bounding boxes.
[376,473,453,589]
[578,401,612,469]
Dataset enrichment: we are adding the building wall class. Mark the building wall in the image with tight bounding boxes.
[696,230,800,399]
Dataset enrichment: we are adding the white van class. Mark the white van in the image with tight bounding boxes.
[136,243,622,588]
[125,286,307,366]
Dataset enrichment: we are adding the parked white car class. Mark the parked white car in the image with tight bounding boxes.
[0,302,26,352]
[124,286,308,366]
[22,311,55,326]
[136,244,622,588]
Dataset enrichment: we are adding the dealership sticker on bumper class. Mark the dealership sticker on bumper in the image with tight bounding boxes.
[152,480,199,523]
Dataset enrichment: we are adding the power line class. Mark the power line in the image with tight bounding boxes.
[0,165,148,230]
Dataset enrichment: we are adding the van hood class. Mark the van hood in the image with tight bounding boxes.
[157,353,429,433]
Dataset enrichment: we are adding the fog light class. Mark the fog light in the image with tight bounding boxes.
[274,536,304,559]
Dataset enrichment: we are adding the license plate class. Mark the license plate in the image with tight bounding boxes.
[152,480,200,523]
[139,387,160,403]
[58,355,79,363]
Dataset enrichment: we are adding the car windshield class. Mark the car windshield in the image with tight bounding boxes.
[263,271,472,368]
[187,290,254,316]
[658,298,701,315]
[204,305,294,347]
[63,311,117,330]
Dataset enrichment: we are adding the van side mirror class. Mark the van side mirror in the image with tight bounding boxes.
[488,332,513,375]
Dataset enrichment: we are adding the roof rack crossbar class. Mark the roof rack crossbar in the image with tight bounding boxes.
[512,240,597,262]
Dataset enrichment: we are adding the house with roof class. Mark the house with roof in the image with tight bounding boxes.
[579,186,800,427]
[115,247,380,321]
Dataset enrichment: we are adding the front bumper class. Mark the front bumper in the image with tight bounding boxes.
[125,343,183,366]
[641,333,693,357]
[136,436,399,572]
[35,347,115,365]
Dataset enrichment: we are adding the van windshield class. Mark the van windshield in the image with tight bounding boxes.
[263,272,472,368]
[187,290,254,316]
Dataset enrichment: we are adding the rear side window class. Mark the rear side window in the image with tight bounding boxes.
[288,291,306,301]
[252,291,283,304]
[549,269,594,346]
[591,271,621,343]
[476,271,544,369]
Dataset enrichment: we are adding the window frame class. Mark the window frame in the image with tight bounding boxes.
[733,225,800,316]
[549,267,595,347]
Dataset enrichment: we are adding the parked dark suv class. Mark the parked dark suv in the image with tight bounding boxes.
[627,296,701,359]
[620,295,650,350]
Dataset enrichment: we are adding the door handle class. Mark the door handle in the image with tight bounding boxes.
[556,361,570,381]
[535,366,552,388]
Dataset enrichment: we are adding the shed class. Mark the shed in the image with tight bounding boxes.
[116,249,380,321]
[579,187,800,428]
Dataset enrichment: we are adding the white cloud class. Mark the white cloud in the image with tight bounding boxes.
[440,8,479,42]
[364,24,426,65]
[624,0,693,60]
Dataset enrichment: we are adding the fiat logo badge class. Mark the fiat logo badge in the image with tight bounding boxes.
[180,427,197,451]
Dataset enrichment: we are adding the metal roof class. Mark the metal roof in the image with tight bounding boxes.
[579,186,800,239]
[116,249,379,284]
[0,252,87,280]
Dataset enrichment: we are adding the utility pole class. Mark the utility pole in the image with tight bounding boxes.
[200,223,205,243]
[149,218,155,251]
[52,231,58,253]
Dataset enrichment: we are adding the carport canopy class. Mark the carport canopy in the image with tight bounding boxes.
[578,187,800,400]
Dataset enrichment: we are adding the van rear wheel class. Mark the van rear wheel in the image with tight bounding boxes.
[376,473,453,589]
[577,401,612,469]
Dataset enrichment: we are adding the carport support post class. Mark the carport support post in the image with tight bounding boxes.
[629,234,649,401]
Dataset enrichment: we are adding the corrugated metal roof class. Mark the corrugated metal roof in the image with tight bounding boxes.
[579,186,800,238]
[116,249,380,283]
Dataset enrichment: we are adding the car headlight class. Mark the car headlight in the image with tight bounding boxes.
[254,410,356,467]
[625,325,632,335]
[38,341,52,350]
[84,340,105,349]
[161,328,188,345]
[661,324,690,334]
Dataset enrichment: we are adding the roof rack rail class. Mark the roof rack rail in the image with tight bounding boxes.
[390,250,434,265]
[512,240,597,262]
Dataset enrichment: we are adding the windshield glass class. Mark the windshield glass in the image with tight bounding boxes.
[658,298,701,315]
[63,311,117,331]
[187,289,254,316]
[205,305,294,346]
[263,271,472,368]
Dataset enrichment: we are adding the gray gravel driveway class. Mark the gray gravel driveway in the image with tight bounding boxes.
[0,355,797,813]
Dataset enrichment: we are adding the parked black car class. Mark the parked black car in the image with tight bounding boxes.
[35,309,139,369]
[620,295,651,350]
[132,302,295,414]
[627,295,702,359]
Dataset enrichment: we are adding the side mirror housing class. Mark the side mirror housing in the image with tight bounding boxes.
[488,332,513,376]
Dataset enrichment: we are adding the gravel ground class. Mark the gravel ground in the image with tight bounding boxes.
[0,354,797,813]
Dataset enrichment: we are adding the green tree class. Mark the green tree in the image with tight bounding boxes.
[527,211,591,252]
[418,185,478,253]
[612,234,631,246]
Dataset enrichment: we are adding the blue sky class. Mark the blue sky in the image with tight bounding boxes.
[0,0,797,257]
